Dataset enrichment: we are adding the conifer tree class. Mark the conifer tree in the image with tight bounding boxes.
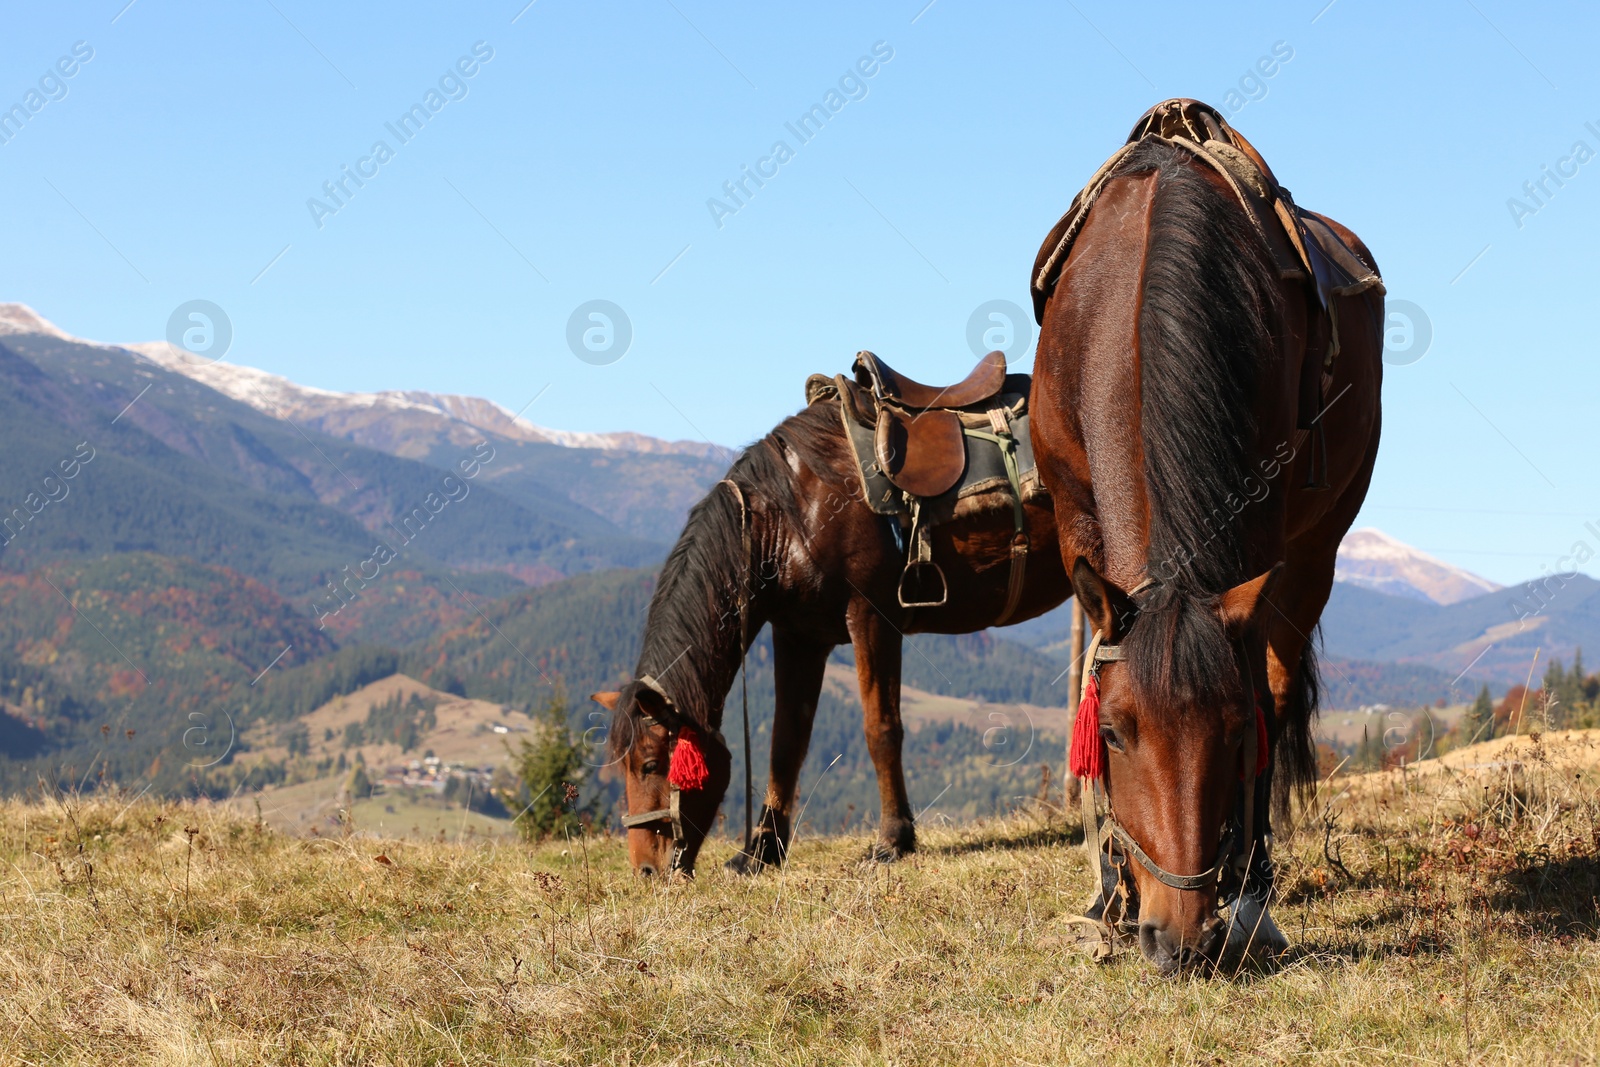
[1461,684,1495,746]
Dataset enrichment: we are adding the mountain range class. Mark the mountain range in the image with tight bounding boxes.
[1003,559,1568,701]
[0,304,728,598]
[0,302,1578,800]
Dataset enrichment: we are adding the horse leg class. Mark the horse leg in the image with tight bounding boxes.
[1224,478,1374,964]
[726,627,829,875]
[848,602,916,862]
[1222,582,1330,964]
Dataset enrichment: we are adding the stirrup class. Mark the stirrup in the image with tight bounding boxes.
[898,501,947,608]
[897,559,948,608]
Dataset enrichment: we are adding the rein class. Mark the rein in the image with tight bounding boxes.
[719,478,755,858]
[1072,603,1262,899]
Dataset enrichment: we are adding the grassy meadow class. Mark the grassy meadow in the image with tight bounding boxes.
[5,731,1600,1065]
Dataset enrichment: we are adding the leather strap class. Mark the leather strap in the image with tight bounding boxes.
[998,534,1029,626]
[636,674,674,709]
[621,786,679,831]
[620,776,683,863]
[719,478,755,858]
[898,500,948,608]
[1105,818,1236,892]
[835,376,905,517]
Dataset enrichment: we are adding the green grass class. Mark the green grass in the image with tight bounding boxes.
[348,793,512,841]
[4,731,1600,1064]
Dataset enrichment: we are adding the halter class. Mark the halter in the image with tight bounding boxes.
[616,675,729,874]
[1076,613,1262,899]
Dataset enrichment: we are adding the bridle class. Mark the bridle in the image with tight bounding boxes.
[1077,614,1263,902]
[617,674,729,875]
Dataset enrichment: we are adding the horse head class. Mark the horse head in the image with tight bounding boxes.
[1070,556,1281,973]
[594,682,731,878]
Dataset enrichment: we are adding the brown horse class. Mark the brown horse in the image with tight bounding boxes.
[1029,100,1383,971]
[593,387,1067,877]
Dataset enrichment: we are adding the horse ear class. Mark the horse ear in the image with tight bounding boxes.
[1070,557,1136,640]
[634,685,670,718]
[590,691,620,710]
[1218,562,1285,636]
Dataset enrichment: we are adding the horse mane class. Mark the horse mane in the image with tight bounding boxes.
[608,401,851,757]
[1110,141,1312,800]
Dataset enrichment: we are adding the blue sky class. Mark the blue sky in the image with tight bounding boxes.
[1,0,1596,586]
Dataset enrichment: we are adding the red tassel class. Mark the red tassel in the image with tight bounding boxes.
[1255,703,1270,775]
[1069,674,1105,781]
[668,727,710,791]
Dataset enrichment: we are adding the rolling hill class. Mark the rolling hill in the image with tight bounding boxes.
[392,567,1070,831]
[1319,576,1598,689]
[0,552,337,792]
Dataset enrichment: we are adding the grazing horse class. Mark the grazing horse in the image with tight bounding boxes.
[594,377,1068,877]
[1029,100,1383,971]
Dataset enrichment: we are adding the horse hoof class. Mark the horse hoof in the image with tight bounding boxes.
[866,841,909,864]
[1221,897,1290,968]
[726,835,786,875]
[724,851,765,876]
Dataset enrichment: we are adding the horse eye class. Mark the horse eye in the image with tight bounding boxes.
[641,760,660,775]
[1099,726,1125,753]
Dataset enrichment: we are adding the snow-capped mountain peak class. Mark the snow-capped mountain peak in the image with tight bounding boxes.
[0,303,92,343]
[0,303,719,460]
[1335,527,1500,605]
[123,341,724,458]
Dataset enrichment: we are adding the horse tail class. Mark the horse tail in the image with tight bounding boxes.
[1273,632,1321,825]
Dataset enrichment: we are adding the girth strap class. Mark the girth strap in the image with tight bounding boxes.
[963,409,1030,626]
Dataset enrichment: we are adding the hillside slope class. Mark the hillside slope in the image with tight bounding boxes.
[397,567,1070,830]
[1321,578,1600,687]
[0,553,338,791]
[1,332,663,584]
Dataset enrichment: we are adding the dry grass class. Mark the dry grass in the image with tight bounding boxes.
[5,733,1600,1065]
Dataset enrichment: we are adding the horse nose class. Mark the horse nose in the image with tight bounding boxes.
[1140,916,1224,973]
[638,863,657,878]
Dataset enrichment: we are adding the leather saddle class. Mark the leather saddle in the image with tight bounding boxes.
[851,349,1008,498]
[809,351,1036,617]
